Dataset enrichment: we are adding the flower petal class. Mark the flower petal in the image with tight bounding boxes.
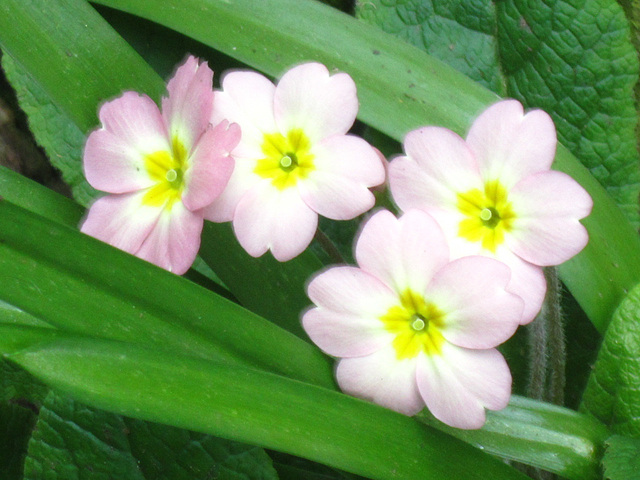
[162,56,215,152]
[466,100,557,188]
[355,209,450,295]
[494,249,546,324]
[307,265,398,317]
[202,158,259,222]
[416,345,511,429]
[233,182,317,261]
[298,135,384,220]
[336,345,424,415]
[211,70,277,154]
[274,63,358,142]
[85,92,168,193]
[136,201,203,275]
[302,307,392,358]
[507,170,592,266]
[80,191,162,256]
[182,120,241,211]
[389,127,481,211]
[427,256,523,349]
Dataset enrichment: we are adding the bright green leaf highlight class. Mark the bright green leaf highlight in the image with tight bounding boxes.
[419,395,609,480]
[8,335,530,480]
[0,199,334,389]
[581,281,640,436]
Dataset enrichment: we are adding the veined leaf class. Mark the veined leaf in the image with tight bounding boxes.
[7,334,530,480]
[84,0,640,333]
[581,282,640,437]
[23,391,278,480]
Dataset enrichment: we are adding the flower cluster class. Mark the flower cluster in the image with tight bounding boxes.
[82,55,592,429]
[302,100,592,428]
[81,57,384,271]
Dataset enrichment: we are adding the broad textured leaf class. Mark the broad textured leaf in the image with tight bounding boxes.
[86,0,640,335]
[419,395,609,480]
[8,335,530,480]
[23,392,277,480]
[0,360,45,480]
[357,0,640,229]
[601,435,640,480]
[581,282,640,436]
[2,55,97,207]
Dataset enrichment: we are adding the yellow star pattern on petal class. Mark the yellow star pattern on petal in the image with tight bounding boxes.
[255,128,315,190]
[457,179,516,252]
[380,289,446,359]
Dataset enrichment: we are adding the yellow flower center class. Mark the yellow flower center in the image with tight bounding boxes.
[142,137,188,209]
[254,129,315,190]
[456,179,516,252]
[380,289,446,360]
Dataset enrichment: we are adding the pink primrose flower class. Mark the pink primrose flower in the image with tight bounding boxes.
[204,62,386,261]
[81,56,240,274]
[389,100,592,323]
[302,209,524,429]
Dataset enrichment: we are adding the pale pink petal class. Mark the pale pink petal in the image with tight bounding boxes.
[84,129,155,193]
[162,56,215,151]
[355,209,450,294]
[80,191,162,256]
[274,63,358,142]
[507,170,592,266]
[307,265,398,316]
[427,256,523,349]
[182,121,240,211]
[212,71,277,153]
[203,158,260,222]
[298,135,384,220]
[136,202,203,275]
[336,345,424,415]
[86,92,169,192]
[302,307,392,358]
[494,249,546,324]
[389,127,481,211]
[233,183,317,261]
[416,345,511,429]
[466,100,557,188]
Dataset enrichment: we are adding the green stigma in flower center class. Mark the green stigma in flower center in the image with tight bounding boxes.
[142,136,187,209]
[279,153,298,171]
[456,180,516,252]
[410,314,426,331]
[380,289,446,359]
[255,129,315,190]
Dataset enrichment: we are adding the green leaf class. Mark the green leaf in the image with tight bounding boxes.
[0,359,44,480]
[356,1,505,93]
[1,55,98,207]
[581,282,640,436]
[7,334,530,480]
[84,0,640,334]
[357,0,640,229]
[419,395,609,480]
[601,434,640,480]
[0,199,334,388]
[23,391,277,480]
